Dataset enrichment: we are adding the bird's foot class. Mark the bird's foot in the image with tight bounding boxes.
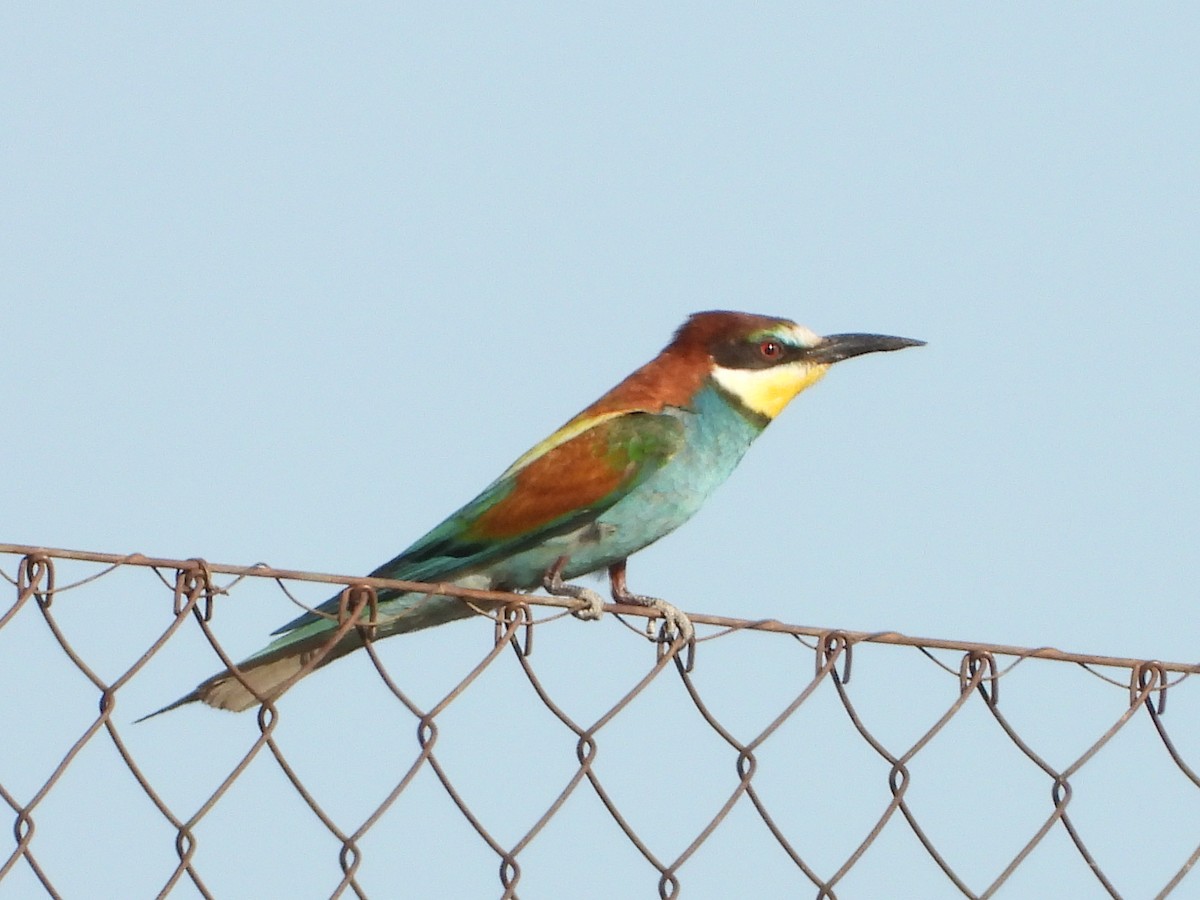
[543,558,606,621]
[613,589,696,671]
[607,561,696,670]
[618,592,695,643]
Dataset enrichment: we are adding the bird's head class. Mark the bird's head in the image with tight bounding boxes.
[671,311,925,420]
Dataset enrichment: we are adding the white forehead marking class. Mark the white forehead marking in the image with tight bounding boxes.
[782,323,822,348]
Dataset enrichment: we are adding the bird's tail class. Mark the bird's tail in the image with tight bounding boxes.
[138,591,480,719]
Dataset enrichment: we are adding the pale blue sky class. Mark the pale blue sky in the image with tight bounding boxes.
[3,5,1199,898]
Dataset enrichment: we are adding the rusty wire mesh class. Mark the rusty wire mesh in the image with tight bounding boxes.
[2,543,1200,899]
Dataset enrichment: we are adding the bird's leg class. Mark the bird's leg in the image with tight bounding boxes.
[543,556,606,621]
[608,560,696,668]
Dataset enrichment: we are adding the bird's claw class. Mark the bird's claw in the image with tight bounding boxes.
[623,594,696,672]
[570,588,605,621]
[543,561,606,622]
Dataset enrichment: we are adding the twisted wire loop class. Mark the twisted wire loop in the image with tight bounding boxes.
[3,544,1200,898]
[174,559,216,621]
[960,650,999,707]
[819,630,851,683]
[1132,661,1169,715]
[495,600,534,658]
[10,553,54,620]
[338,584,380,639]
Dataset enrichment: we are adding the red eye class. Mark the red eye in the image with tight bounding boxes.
[759,340,782,359]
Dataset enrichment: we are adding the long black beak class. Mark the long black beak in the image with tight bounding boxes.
[804,332,926,365]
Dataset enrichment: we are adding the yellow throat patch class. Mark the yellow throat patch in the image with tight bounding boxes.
[711,362,830,419]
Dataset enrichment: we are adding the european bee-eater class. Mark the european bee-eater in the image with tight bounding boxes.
[149,310,922,716]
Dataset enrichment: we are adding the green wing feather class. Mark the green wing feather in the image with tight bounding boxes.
[270,410,684,637]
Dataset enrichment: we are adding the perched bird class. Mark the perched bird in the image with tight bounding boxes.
[147,310,922,716]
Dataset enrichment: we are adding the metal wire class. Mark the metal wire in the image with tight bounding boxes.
[2,543,1198,899]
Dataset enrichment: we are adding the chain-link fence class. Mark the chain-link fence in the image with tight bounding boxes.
[2,544,1199,899]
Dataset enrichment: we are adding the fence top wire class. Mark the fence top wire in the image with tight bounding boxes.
[3,542,1198,678]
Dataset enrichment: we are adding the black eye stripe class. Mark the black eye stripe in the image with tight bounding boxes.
[712,338,806,370]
